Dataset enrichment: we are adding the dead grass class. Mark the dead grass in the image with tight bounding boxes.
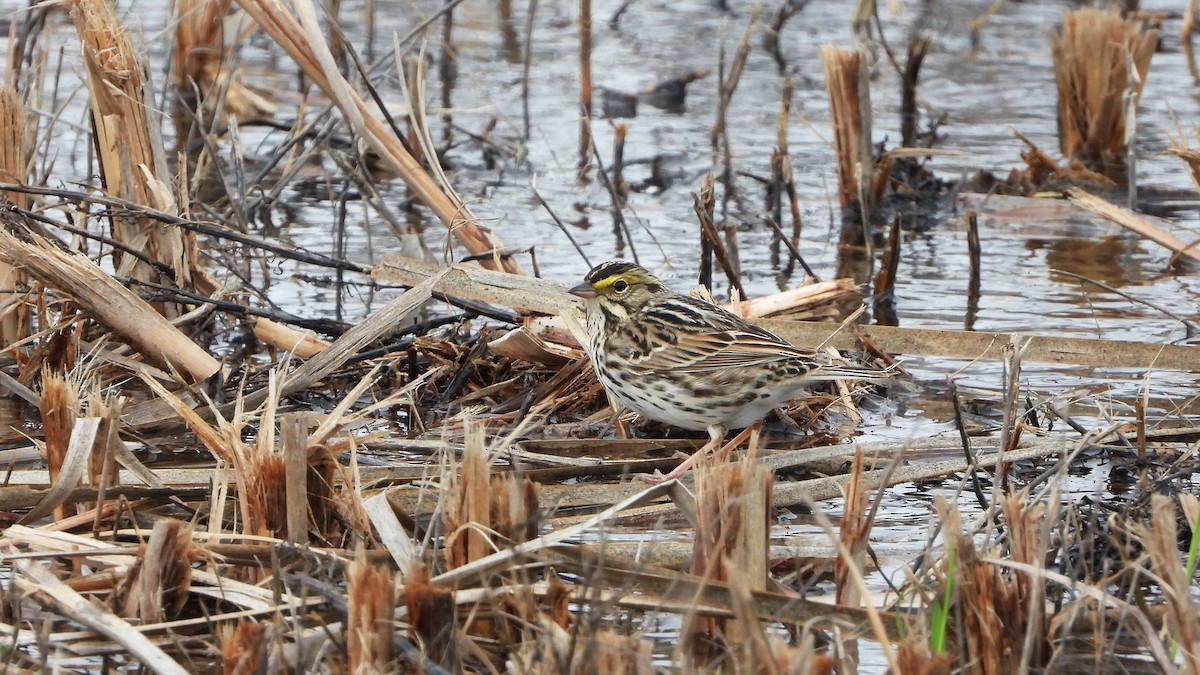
[0,1,1194,673]
[1051,8,1157,176]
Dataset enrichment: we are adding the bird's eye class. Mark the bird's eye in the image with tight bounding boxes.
[613,279,629,293]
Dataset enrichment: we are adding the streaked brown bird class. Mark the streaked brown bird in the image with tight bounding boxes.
[569,260,889,481]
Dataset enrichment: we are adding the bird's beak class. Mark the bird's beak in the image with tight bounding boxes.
[568,282,598,299]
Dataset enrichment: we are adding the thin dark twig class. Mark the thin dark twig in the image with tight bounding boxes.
[762,214,819,281]
[530,179,591,268]
[333,17,410,150]
[588,135,638,264]
[871,2,903,77]
[693,189,745,300]
[1052,268,1200,338]
[521,0,539,141]
[7,186,518,324]
[7,205,171,276]
[2,185,368,273]
[120,277,350,334]
[949,379,992,513]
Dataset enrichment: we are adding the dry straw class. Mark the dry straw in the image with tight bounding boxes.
[1051,8,1157,173]
[71,0,195,316]
[0,84,30,344]
[234,0,524,274]
[820,44,877,219]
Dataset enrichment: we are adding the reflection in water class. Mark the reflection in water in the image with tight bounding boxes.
[1034,236,1142,287]
[0,398,33,445]
[497,0,521,65]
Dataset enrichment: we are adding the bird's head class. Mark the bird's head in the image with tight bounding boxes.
[568,261,666,316]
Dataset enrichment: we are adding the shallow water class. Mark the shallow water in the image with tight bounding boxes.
[5,0,1200,668]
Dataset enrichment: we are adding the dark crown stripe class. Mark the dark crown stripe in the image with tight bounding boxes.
[586,260,644,283]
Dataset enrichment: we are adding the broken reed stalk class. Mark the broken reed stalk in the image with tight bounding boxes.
[682,455,771,665]
[0,84,30,345]
[72,0,196,318]
[965,209,981,330]
[955,493,1048,673]
[39,371,80,523]
[347,547,396,674]
[405,565,459,670]
[820,44,875,223]
[578,0,592,175]
[1138,495,1200,672]
[834,451,872,666]
[241,432,288,541]
[611,123,628,248]
[86,393,124,518]
[491,473,541,548]
[994,335,1027,502]
[693,177,745,300]
[121,519,195,624]
[0,228,221,385]
[696,173,715,292]
[235,0,524,274]
[611,123,628,203]
[1000,491,1050,670]
[282,413,310,543]
[774,76,805,277]
[1186,0,1200,80]
[220,619,268,674]
[900,35,930,147]
[1051,8,1156,178]
[872,215,901,325]
[768,147,784,268]
[445,423,493,570]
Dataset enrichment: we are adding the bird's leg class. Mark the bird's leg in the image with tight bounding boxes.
[613,415,630,440]
[712,421,762,463]
[639,425,726,484]
[606,404,629,439]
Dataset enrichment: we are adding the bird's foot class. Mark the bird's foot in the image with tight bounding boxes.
[636,469,673,485]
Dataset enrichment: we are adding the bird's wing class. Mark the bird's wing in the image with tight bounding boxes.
[620,298,821,374]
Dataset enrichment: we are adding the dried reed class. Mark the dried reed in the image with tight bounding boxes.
[1138,495,1200,673]
[346,547,397,674]
[0,230,221,385]
[220,619,267,674]
[820,44,875,220]
[38,371,79,523]
[682,454,771,665]
[234,0,524,273]
[445,423,494,570]
[901,35,930,148]
[1051,8,1157,177]
[405,565,459,670]
[578,0,592,174]
[120,519,196,624]
[71,0,196,317]
[0,84,30,345]
[173,0,275,133]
